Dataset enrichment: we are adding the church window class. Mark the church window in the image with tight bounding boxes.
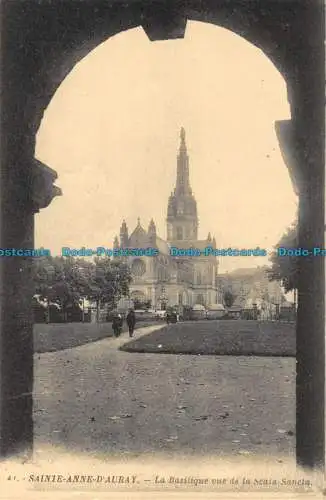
[177,201,184,215]
[131,259,146,277]
[176,226,183,239]
[196,294,205,305]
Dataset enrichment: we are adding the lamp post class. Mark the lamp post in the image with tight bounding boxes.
[252,302,257,321]
[81,297,85,323]
[115,271,121,312]
[293,288,297,322]
[159,286,167,310]
[45,264,55,324]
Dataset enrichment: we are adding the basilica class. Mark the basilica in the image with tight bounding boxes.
[114,128,219,309]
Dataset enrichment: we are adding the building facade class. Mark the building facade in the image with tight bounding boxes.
[115,128,219,309]
[217,266,286,310]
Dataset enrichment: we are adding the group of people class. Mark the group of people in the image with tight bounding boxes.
[112,308,136,338]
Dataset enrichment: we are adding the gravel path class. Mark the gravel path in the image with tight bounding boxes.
[34,323,295,461]
[34,320,154,353]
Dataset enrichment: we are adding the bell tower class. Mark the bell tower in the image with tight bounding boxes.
[167,128,198,241]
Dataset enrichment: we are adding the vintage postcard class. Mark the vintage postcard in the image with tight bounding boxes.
[0,0,325,499]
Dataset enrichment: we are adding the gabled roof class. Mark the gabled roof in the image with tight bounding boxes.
[128,220,148,246]
[129,222,146,239]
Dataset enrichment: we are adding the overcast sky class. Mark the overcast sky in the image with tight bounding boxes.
[35,21,297,272]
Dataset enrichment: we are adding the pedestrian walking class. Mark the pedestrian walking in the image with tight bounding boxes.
[112,312,123,337]
[126,308,136,337]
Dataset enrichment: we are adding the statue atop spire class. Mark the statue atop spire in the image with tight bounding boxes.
[179,127,187,152]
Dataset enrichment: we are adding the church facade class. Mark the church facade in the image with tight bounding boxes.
[114,128,219,310]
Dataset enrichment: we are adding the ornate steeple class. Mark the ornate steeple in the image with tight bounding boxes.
[176,127,191,196]
[166,128,198,241]
[148,218,156,234]
[120,219,129,247]
[113,235,120,260]
[148,218,156,245]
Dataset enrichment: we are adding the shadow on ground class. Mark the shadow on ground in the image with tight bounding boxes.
[34,324,295,460]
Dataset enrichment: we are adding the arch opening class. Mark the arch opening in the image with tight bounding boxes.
[2,4,322,469]
[30,20,302,463]
[36,21,296,275]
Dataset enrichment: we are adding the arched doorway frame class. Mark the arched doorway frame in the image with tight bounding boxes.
[1,0,324,469]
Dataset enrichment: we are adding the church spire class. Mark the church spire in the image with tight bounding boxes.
[176,127,191,195]
[179,127,187,153]
[166,128,198,241]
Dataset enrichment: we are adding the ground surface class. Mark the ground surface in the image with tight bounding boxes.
[33,320,152,353]
[34,322,295,460]
[120,320,296,356]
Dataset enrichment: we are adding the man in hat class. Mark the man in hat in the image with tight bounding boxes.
[126,308,136,337]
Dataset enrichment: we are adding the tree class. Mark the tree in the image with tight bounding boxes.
[33,256,132,322]
[33,256,85,321]
[222,290,236,308]
[85,257,132,321]
[268,222,299,292]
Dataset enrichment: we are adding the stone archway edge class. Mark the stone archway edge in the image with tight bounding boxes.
[0,0,324,471]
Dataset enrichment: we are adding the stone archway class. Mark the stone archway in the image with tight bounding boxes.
[1,0,324,469]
